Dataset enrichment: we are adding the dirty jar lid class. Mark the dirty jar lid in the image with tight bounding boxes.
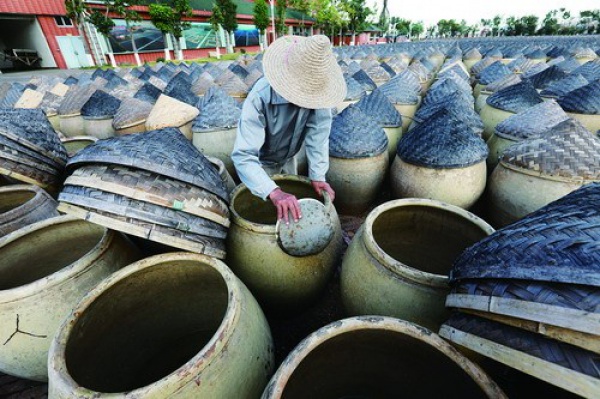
[276,198,334,257]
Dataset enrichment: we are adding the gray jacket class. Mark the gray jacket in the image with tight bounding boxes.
[232,78,332,199]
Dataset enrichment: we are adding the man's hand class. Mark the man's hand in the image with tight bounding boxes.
[311,181,335,202]
[269,188,301,224]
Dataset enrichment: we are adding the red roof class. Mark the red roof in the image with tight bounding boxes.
[0,0,67,16]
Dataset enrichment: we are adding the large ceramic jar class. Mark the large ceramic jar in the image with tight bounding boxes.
[263,317,506,399]
[226,175,343,313]
[0,184,59,237]
[0,215,140,381]
[57,85,95,138]
[392,109,488,210]
[474,73,522,114]
[340,199,494,331]
[327,106,389,215]
[488,119,600,227]
[48,252,274,398]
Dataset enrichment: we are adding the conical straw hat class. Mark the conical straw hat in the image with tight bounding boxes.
[263,35,345,109]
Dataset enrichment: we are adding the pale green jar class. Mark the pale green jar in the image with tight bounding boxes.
[340,199,494,331]
[48,252,274,398]
[226,175,343,313]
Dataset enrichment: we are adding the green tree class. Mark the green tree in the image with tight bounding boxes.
[275,0,287,36]
[395,18,411,36]
[311,0,345,42]
[253,0,269,49]
[289,0,311,33]
[410,21,424,39]
[209,3,224,58]
[491,15,502,36]
[148,0,192,61]
[340,0,374,45]
[217,0,238,53]
[580,10,600,34]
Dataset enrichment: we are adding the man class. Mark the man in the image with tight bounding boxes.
[232,34,346,224]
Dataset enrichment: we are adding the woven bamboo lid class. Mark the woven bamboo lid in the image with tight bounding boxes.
[81,90,122,119]
[500,119,600,181]
[14,88,44,109]
[145,94,200,130]
[329,106,387,159]
[192,87,241,132]
[134,83,162,104]
[451,183,600,285]
[163,72,197,106]
[112,98,153,129]
[477,61,512,86]
[397,109,488,169]
[352,69,377,92]
[486,80,543,113]
[67,127,228,200]
[540,74,588,98]
[557,80,600,115]
[218,74,249,98]
[423,78,472,108]
[495,101,570,141]
[342,75,366,102]
[354,90,401,128]
[58,85,96,116]
[414,94,483,135]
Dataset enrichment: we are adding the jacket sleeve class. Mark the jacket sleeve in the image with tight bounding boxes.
[304,108,332,182]
[231,92,278,200]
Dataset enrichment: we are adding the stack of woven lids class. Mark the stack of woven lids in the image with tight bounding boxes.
[0,108,67,194]
[58,128,230,258]
[441,184,600,398]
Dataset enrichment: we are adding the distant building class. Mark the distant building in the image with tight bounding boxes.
[0,0,313,70]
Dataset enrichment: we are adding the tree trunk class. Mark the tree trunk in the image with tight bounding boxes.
[264,31,269,48]
[171,33,184,61]
[351,32,356,46]
[230,31,235,53]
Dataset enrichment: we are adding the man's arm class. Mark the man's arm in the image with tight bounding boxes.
[231,93,278,200]
[231,92,302,223]
[304,108,336,201]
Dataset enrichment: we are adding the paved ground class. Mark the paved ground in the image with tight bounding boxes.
[0,68,86,84]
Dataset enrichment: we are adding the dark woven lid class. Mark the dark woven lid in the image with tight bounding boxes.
[451,183,600,286]
[571,59,600,82]
[80,90,121,118]
[485,48,503,58]
[554,58,581,74]
[423,78,471,108]
[329,106,388,159]
[0,108,67,164]
[464,48,482,60]
[134,82,162,104]
[347,61,362,75]
[67,128,228,201]
[376,79,419,105]
[192,87,241,132]
[408,61,430,80]
[229,63,249,80]
[354,90,402,127]
[540,74,589,98]
[438,63,470,81]
[112,97,153,129]
[352,69,377,91]
[164,72,197,106]
[557,80,600,114]
[218,74,249,97]
[39,92,62,114]
[478,61,513,86]
[191,72,214,96]
[379,62,396,78]
[525,48,547,59]
[486,80,543,113]
[0,84,25,108]
[57,85,96,115]
[495,101,570,140]
[415,94,483,134]
[244,69,263,88]
[484,73,522,93]
[501,118,600,180]
[344,75,366,101]
[527,65,568,90]
[398,109,488,168]
[470,57,497,77]
[388,69,422,95]
[63,76,79,86]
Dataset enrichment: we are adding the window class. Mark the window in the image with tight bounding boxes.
[54,16,73,27]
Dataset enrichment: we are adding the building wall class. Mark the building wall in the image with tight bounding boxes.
[111,45,262,65]
[37,16,80,69]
